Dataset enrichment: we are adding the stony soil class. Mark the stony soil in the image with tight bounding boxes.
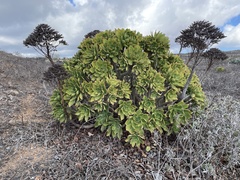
[0,50,239,179]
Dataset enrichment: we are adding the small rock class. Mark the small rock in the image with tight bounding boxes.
[75,162,83,171]
[35,175,43,180]
[135,170,141,174]
[133,152,139,156]
[7,89,19,96]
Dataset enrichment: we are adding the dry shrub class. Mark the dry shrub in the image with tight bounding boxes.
[158,93,240,179]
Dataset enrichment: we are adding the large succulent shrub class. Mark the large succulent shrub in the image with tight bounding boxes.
[50,29,205,147]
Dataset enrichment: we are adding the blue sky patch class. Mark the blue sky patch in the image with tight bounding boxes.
[227,14,240,26]
[69,0,76,6]
[219,14,240,31]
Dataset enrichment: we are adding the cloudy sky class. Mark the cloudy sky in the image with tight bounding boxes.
[1,0,240,58]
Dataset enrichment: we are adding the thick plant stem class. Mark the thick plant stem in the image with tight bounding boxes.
[179,64,196,101]
[47,55,55,66]
[179,52,199,101]
[46,45,55,66]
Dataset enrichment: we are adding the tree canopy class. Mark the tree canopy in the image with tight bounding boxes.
[202,48,228,71]
[175,20,226,100]
[84,30,101,39]
[23,24,67,65]
[175,20,226,55]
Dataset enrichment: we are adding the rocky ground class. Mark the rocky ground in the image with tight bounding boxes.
[0,50,239,179]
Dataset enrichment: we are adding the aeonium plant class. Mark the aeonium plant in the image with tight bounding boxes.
[50,29,206,147]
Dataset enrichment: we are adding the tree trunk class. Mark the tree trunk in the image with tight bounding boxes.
[47,55,55,66]
[46,44,55,66]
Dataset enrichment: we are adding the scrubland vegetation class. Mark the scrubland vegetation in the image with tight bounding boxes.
[0,21,239,179]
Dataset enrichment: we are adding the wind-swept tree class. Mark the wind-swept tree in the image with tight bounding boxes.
[23,24,67,65]
[175,20,226,100]
[202,48,228,71]
[176,20,226,60]
[24,24,69,121]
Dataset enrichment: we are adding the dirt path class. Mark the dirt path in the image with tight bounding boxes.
[0,52,54,179]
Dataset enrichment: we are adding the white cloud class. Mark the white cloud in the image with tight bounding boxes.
[0,36,19,45]
[217,24,240,50]
[0,0,240,57]
[130,0,240,53]
[73,0,89,6]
